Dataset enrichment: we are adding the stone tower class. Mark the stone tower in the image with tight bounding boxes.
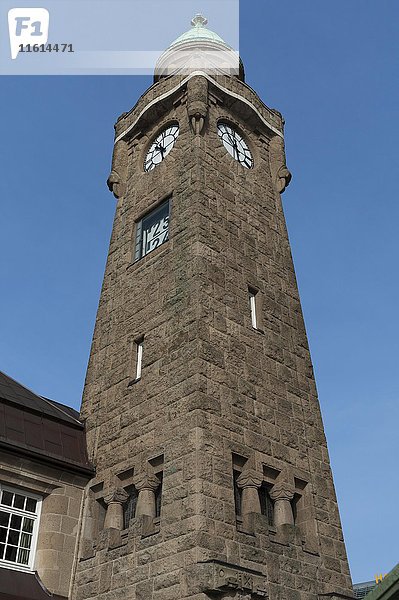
[73,16,353,600]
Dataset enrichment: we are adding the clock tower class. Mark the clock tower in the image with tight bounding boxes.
[72,16,353,600]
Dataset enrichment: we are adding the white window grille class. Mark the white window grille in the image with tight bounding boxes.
[0,484,41,571]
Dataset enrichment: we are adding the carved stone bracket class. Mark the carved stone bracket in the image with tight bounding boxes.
[237,468,263,516]
[270,480,295,526]
[236,469,263,490]
[104,488,129,505]
[187,75,209,135]
[269,135,292,194]
[103,487,129,531]
[132,471,160,492]
[107,139,128,198]
[269,480,295,502]
[132,470,160,518]
[107,170,126,199]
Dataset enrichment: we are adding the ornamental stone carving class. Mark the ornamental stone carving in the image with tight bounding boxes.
[107,139,128,198]
[236,468,263,516]
[103,487,129,530]
[270,480,295,526]
[269,135,292,194]
[187,75,209,135]
[132,470,160,518]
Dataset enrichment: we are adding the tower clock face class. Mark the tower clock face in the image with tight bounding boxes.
[217,122,254,169]
[144,124,179,172]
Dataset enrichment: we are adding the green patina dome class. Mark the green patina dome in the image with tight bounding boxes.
[169,14,232,49]
[154,14,244,82]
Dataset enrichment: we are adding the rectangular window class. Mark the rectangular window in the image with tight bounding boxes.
[134,199,170,261]
[135,337,143,381]
[123,485,138,530]
[233,470,242,516]
[259,482,274,526]
[0,484,41,571]
[248,287,258,329]
[154,472,163,518]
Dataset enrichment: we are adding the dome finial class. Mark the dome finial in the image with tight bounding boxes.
[191,14,208,27]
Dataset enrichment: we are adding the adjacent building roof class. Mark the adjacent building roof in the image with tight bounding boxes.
[364,565,399,600]
[354,581,377,599]
[0,567,66,600]
[0,371,81,426]
[0,371,93,476]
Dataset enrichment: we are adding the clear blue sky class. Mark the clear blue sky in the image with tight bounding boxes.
[1,0,398,584]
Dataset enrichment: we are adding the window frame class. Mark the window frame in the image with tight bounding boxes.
[248,288,258,329]
[135,337,144,381]
[154,470,163,519]
[232,469,243,517]
[258,481,274,526]
[122,485,138,530]
[0,483,42,572]
[129,335,144,386]
[134,198,170,262]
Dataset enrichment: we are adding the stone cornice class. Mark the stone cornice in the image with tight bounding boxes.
[114,71,284,144]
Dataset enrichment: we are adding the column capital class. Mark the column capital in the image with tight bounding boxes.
[236,468,263,490]
[104,487,129,506]
[270,480,295,502]
[133,471,160,493]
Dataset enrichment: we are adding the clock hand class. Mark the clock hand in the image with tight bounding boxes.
[155,144,166,156]
[225,130,240,160]
[232,138,240,161]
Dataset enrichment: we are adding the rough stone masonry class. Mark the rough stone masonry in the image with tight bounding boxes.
[71,18,354,600]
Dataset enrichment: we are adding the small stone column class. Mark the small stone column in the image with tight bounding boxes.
[103,488,129,530]
[270,481,295,526]
[236,469,263,515]
[133,471,161,518]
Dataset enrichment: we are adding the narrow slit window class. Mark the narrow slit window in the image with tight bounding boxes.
[123,485,138,529]
[233,470,242,516]
[259,482,274,526]
[249,288,258,329]
[155,472,163,518]
[135,337,144,381]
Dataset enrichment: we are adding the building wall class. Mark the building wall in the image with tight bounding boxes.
[74,73,353,600]
[0,449,87,597]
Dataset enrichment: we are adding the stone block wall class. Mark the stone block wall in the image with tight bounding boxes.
[75,73,353,600]
[0,450,87,597]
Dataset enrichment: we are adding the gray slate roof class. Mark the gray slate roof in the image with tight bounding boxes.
[0,370,92,474]
[0,370,82,426]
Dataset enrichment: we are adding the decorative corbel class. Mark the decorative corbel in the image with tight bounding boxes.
[236,468,263,516]
[269,478,295,527]
[132,469,161,518]
[187,75,209,135]
[269,135,292,194]
[107,138,128,198]
[103,487,129,530]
